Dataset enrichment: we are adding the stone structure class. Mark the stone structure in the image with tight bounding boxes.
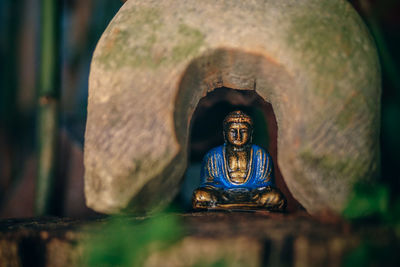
[84,0,381,214]
[0,213,367,267]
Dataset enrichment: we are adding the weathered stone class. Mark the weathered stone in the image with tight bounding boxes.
[85,0,380,214]
[3,213,398,266]
[0,213,362,266]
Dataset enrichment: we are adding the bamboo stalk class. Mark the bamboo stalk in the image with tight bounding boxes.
[359,0,400,90]
[35,0,61,216]
[0,1,21,199]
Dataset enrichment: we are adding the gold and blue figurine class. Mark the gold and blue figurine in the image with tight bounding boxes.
[192,110,286,211]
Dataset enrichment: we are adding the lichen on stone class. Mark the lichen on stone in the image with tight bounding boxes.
[95,7,205,70]
[171,24,205,62]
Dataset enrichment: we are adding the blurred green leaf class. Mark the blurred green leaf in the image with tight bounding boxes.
[342,183,389,220]
[344,240,400,267]
[83,213,183,267]
[343,181,400,266]
[343,243,370,267]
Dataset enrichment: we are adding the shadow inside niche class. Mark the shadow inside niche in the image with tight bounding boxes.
[175,87,304,213]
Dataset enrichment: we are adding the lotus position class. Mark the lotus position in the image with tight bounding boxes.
[192,110,286,211]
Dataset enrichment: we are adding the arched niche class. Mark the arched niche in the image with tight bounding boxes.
[174,48,304,211]
[178,87,303,212]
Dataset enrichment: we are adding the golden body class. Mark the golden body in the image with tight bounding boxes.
[227,150,249,184]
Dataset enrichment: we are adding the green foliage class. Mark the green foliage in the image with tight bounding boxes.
[342,182,400,233]
[344,241,399,267]
[83,213,183,267]
[82,212,234,266]
[342,183,390,220]
[342,182,400,266]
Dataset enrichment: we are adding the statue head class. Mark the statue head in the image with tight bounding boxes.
[223,110,253,147]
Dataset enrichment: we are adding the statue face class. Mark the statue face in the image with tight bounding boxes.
[225,122,251,147]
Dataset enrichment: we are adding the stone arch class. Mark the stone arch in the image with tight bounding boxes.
[84,0,380,215]
[174,48,301,211]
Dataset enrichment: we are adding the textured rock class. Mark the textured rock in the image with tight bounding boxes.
[4,213,398,266]
[0,213,363,266]
[85,0,381,214]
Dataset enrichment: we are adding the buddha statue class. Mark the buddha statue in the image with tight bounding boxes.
[192,110,286,211]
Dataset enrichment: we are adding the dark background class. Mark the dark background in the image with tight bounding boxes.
[0,0,399,218]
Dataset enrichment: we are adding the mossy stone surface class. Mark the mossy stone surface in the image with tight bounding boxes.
[85,0,380,214]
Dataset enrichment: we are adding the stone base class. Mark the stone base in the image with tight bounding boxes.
[0,212,393,266]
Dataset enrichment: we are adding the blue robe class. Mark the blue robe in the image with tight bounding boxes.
[200,144,274,190]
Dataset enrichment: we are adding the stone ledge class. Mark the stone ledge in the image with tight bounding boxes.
[0,212,381,267]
